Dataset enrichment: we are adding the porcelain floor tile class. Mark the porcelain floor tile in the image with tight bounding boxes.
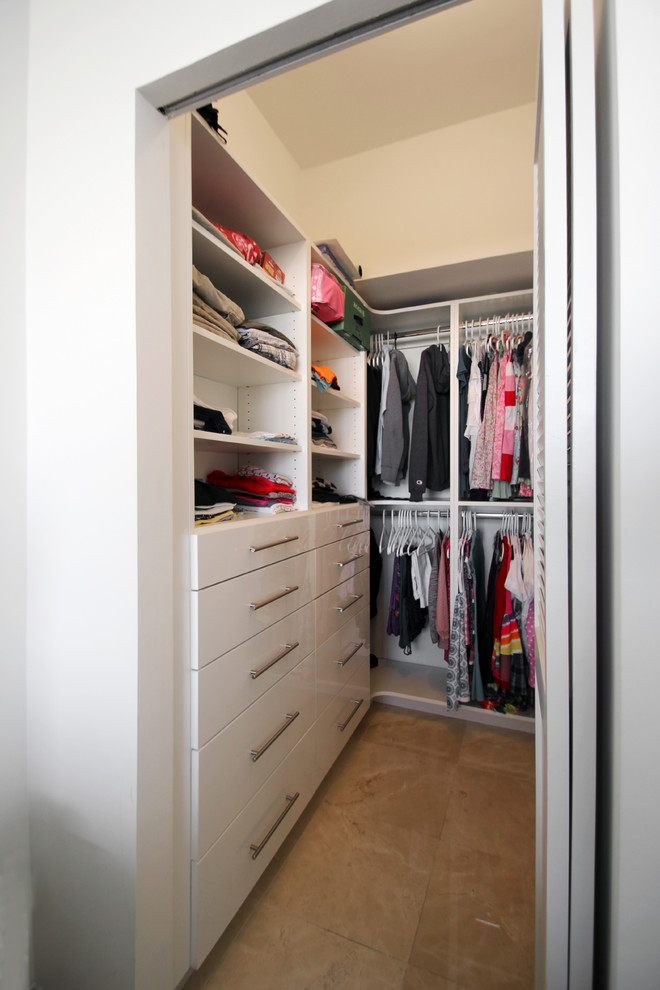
[410,840,534,989]
[355,703,465,760]
[458,722,535,778]
[321,737,455,838]
[262,800,438,961]
[441,764,535,864]
[402,964,461,989]
[202,902,406,990]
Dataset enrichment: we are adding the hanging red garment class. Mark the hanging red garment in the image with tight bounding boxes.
[498,354,517,481]
[490,536,511,684]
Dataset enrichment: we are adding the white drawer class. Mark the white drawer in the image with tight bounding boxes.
[193,551,316,666]
[316,662,370,782]
[191,512,315,589]
[314,568,370,646]
[192,653,315,859]
[192,601,316,748]
[316,606,370,717]
[192,728,316,967]
[313,503,369,549]
[315,529,369,597]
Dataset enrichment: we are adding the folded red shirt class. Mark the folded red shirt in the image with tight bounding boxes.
[207,469,296,497]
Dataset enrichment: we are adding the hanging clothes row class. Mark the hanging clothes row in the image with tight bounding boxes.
[447,511,534,715]
[458,315,534,502]
[367,330,450,501]
[378,508,450,656]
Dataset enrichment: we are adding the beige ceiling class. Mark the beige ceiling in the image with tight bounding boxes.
[246,0,541,169]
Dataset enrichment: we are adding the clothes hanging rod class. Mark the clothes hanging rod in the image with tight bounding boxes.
[369,311,534,343]
[369,503,531,515]
[469,509,533,518]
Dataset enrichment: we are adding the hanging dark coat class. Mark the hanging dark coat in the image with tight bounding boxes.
[408,344,451,500]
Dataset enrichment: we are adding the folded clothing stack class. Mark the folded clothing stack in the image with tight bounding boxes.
[194,479,236,526]
[192,265,244,342]
[193,395,236,435]
[312,364,340,391]
[191,265,298,370]
[238,321,298,371]
[248,431,297,444]
[311,409,337,449]
[312,477,358,504]
[206,467,297,513]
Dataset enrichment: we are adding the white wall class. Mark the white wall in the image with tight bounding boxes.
[594,0,660,986]
[300,102,536,278]
[216,93,536,280]
[0,1,31,988]
[213,90,307,226]
[18,2,339,989]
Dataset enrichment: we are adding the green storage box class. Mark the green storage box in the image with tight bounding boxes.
[330,285,370,351]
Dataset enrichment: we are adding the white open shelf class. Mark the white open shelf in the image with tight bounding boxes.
[192,328,301,387]
[311,447,360,460]
[193,430,302,454]
[192,223,301,319]
[311,315,360,360]
[312,384,360,409]
[191,112,304,250]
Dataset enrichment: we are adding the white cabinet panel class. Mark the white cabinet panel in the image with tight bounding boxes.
[316,663,370,782]
[194,551,316,666]
[192,653,315,860]
[192,601,316,748]
[192,729,316,968]
[314,568,369,646]
[192,512,315,590]
[316,606,370,717]
[315,529,369,597]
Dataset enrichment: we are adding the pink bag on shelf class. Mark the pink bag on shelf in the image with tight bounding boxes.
[311,263,345,323]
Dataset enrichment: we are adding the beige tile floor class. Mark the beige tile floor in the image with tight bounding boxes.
[184,703,535,990]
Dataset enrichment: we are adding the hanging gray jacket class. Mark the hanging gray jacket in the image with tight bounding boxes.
[408,344,450,500]
[380,349,416,485]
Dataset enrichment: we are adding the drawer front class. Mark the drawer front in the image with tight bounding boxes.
[193,653,315,859]
[316,605,370,716]
[194,551,316,667]
[315,529,370,597]
[192,601,316,749]
[316,663,370,782]
[314,503,369,549]
[192,512,315,590]
[192,729,315,967]
[314,567,370,646]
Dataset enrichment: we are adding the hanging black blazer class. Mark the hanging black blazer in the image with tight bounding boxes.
[408,344,450,500]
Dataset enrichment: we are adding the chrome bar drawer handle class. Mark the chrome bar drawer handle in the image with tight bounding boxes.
[336,518,363,529]
[250,642,300,680]
[250,711,300,762]
[249,792,300,860]
[336,642,364,668]
[249,586,299,611]
[336,698,364,732]
[336,552,366,568]
[333,593,363,613]
[249,535,299,553]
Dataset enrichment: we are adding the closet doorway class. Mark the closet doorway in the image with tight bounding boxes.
[157,0,597,985]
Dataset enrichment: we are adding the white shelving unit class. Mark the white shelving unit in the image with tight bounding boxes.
[309,261,367,500]
[190,114,368,522]
[367,288,535,730]
[184,113,373,970]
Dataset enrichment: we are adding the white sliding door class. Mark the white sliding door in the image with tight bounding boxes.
[534,0,598,986]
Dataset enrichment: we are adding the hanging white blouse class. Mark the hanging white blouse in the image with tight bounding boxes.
[464,345,483,480]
